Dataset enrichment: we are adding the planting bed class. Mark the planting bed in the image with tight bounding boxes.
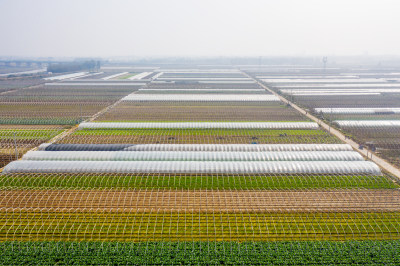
[60,128,340,144]
[0,76,45,93]
[291,94,400,109]
[146,82,267,91]
[1,173,396,190]
[0,102,109,124]
[2,241,400,265]
[334,126,400,168]
[2,189,399,212]
[3,84,140,103]
[1,211,398,242]
[95,101,307,122]
[0,125,66,167]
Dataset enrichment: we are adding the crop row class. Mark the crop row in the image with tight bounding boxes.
[322,114,400,121]
[0,173,396,190]
[95,103,307,122]
[73,129,324,137]
[1,211,399,242]
[0,103,109,124]
[146,82,263,90]
[2,189,399,213]
[0,129,65,142]
[3,240,399,265]
[289,93,400,109]
[331,127,400,169]
[61,129,340,144]
[3,86,139,103]
[0,77,45,93]
[0,127,67,167]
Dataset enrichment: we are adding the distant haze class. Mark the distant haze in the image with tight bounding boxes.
[0,0,400,57]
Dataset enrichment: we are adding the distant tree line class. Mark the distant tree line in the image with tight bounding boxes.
[47,60,100,73]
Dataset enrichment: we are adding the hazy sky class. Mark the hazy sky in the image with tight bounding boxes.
[1,0,400,57]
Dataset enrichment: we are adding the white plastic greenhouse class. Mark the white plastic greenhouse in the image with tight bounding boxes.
[38,143,354,152]
[46,82,146,86]
[334,120,400,128]
[2,161,381,174]
[22,151,364,162]
[315,108,400,114]
[121,94,280,102]
[78,122,319,129]
[138,89,266,92]
[44,72,88,80]
[279,83,400,88]
[156,78,252,80]
[102,72,129,80]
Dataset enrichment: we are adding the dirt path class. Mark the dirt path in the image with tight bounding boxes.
[1,189,399,212]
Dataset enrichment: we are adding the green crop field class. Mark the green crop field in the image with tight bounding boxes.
[62,128,341,144]
[0,129,65,140]
[2,241,400,265]
[1,211,399,242]
[0,174,397,190]
[73,129,324,137]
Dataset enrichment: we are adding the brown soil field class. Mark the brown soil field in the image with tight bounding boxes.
[0,125,69,130]
[0,102,109,120]
[336,127,400,169]
[293,94,400,109]
[2,189,399,213]
[4,85,138,103]
[0,148,30,167]
[146,83,264,90]
[95,104,306,122]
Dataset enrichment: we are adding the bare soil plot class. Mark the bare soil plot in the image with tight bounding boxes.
[294,94,400,109]
[95,102,307,122]
[338,127,400,169]
[3,85,139,103]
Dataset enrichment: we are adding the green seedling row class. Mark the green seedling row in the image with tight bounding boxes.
[1,211,399,242]
[0,174,396,190]
[1,240,400,265]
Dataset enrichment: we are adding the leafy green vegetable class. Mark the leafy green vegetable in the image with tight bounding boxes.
[1,241,399,265]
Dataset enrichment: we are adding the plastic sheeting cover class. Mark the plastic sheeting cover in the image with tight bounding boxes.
[334,120,400,128]
[22,151,364,162]
[2,161,381,175]
[138,89,266,92]
[78,122,319,129]
[38,143,354,152]
[315,108,400,114]
[121,94,279,102]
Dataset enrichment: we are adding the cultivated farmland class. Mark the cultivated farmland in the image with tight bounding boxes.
[1,65,400,264]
